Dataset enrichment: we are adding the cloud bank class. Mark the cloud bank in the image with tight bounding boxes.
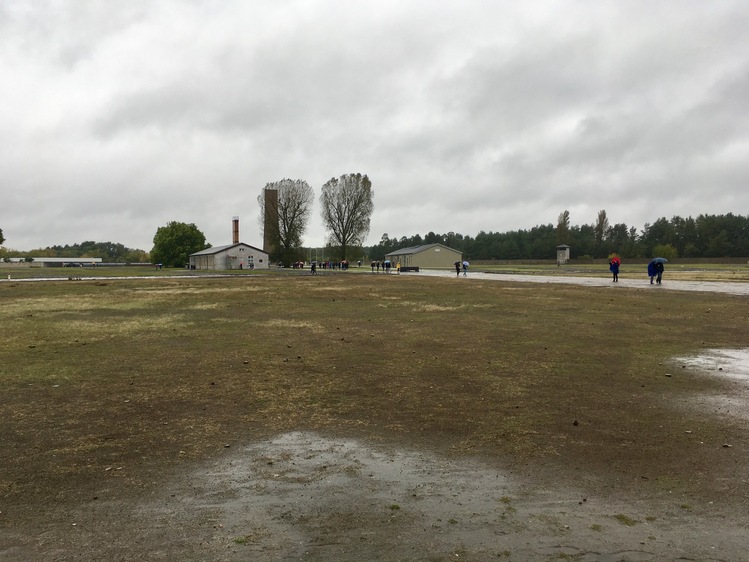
[2,1,748,251]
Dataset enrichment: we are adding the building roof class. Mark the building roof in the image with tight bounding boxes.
[190,243,265,257]
[385,243,460,256]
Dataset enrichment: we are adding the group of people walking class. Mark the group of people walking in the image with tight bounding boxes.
[609,256,666,284]
[370,260,400,273]
[647,259,665,284]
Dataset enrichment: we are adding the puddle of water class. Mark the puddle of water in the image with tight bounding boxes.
[674,348,749,380]
[673,348,749,421]
[129,431,744,560]
[189,432,520,558]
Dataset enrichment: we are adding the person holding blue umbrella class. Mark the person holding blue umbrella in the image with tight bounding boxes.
[655,260,665,284]
[648,257,667,284]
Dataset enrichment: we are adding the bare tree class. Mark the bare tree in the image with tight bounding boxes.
[320,173,374,260]
[258,179,314,265]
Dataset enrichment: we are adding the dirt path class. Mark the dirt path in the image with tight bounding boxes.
[412,269,749,296]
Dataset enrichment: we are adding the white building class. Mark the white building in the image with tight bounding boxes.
[189,243,269,270]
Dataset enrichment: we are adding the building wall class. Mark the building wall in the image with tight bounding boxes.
[386,246,462,268]
[191,255,216,270]
[556,247,570,264]
[190,244,270,270]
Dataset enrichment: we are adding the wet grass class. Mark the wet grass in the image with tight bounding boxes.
[1,273,748,521]
[613,514,639,526]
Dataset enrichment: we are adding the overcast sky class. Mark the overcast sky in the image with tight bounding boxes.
[2,1,748,252]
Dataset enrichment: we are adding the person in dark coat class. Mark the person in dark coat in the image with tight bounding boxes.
[455,261,461,277]
[655,261,664,284]
[647,260,659,284]
[609,259,620,282]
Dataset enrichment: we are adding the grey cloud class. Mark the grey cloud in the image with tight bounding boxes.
[2,1,749,251]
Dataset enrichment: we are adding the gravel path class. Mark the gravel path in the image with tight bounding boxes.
[411,269,749,296]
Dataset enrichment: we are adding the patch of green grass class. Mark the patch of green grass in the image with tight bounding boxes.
[613,514,639,526]
[590,524,603,532]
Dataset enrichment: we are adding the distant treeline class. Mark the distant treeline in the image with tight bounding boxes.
[0,241,150,263]
[366,213,749,261]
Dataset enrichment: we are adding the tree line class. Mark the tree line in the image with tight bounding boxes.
[4,208,747,267]
[0,240,149,263]
[366,212,749,261]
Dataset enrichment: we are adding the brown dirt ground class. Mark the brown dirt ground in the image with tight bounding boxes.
[1,272,749,561]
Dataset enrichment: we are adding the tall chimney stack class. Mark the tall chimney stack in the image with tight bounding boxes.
[232,216,240,244]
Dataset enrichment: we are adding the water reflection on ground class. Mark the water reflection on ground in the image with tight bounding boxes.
[675,348,749,422]
[412,269,749,296]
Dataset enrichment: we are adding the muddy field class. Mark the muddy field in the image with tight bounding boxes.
[1,273,748,561]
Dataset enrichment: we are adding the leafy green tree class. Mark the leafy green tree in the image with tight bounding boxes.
[569,224,596,258]
[652,243,678,260]
[424,231,441,244]
[39,241,148,261]
[0,227,4,246]
[151,221,209,267]
[625,226,640,257]
[707,230,731,257]
[320,173,374,260]
[603,223,632,257]
[123,249,150,263]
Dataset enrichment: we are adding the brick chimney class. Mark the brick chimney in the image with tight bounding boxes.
[232,216,240,244]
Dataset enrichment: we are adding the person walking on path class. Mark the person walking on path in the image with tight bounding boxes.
[647,260,657,284]
[462,261,468,276]
[455,261,461,277]
[655,261,664,284]
[609,258,620,282]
